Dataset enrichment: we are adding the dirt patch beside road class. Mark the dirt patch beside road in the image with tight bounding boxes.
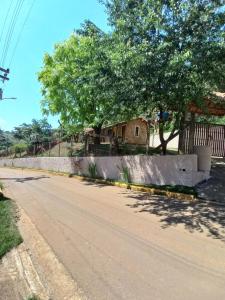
[0,203,87,300]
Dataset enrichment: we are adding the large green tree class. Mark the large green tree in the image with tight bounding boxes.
[103,0,225,153]
[39,22,118,144]
[0,129,12,153]
[13,118,52,144]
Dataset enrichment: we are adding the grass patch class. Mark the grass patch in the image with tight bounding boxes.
[72,174,197,197]
[0,195,23,259]
[129,183,197,196]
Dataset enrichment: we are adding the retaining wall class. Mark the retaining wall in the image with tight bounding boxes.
[0,155,210,187]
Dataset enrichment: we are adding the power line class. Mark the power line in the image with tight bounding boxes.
[1,0,25,67]
[1,0,24,66]
[0,0,14,47]
[0,0,21,66]
[9,0,36,68]
[0,0,20,65]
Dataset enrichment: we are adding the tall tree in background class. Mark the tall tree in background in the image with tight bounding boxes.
[0,129,12,153]
[13,118,52,144]
[39,21,117,144]
[103,0,225,153]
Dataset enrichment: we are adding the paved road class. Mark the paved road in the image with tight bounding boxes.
[1,168,225,300]
[198,158,225,203]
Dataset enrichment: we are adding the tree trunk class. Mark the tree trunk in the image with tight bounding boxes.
[158,109,167,155]
[93,125,102,145]
[146,121,151,155]
[84,134,90,155]
[114,137,119,155]
[109,136,113,155]
[188,113,195,154]
[178,115,185,154]
[159,125,168,155]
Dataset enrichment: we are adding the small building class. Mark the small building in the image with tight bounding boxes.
[181,92,225,157]
[101,118,148,145]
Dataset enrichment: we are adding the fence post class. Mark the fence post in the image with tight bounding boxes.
[188,113,195,154]
[58,131,61,157]
[178,116,185,154]
[49,141,51,157]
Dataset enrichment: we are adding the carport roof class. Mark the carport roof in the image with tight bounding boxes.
[189,92,225,116]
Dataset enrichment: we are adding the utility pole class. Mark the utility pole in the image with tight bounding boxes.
[0,67,9,82]
[0,67,12,101]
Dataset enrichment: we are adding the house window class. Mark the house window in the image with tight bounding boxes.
[134,126,140,137]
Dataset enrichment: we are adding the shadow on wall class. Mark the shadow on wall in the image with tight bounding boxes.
[87,155,198,187]
[125,192,225,242]
[0,155,204,187]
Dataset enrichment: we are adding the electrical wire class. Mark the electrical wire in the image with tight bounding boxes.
[1,0,24,66]
[0,0,20,65]
[1,0,25,67]
[0,0,21,66]
[9,0,36,68]
[0,0,14,48]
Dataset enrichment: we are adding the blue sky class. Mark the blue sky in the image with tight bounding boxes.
[0,0,108,130]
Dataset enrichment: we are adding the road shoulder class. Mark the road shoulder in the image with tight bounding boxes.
[0,197,87,300]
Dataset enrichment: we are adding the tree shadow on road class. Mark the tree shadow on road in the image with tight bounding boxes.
[80,180,114,189]
[0,176,49,183]
[125,192,225,242]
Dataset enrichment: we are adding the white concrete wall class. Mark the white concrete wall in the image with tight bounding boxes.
[0,155,209,187]
[150,132,179,150]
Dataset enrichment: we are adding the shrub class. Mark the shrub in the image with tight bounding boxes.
[0,181,4,191]
[0,197,23,258]
[12,143,28,157]
[67,146,74,157]
[88,163,98,178]
[118,165,131,184]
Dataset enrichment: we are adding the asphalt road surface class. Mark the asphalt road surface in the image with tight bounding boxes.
[1,168,225,300]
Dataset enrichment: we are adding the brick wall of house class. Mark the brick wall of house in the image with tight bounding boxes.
[100,118,148,145]
[124,119,147,145]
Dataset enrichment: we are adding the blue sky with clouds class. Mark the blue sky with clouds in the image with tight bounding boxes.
[0,0,108,130]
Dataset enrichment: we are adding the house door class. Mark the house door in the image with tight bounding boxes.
[122,125,126,142]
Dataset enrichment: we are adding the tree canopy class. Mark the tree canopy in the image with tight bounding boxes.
[13,118,52,143]
[38,1,225,152]
[38,21,119,142]
[102,0,225,152]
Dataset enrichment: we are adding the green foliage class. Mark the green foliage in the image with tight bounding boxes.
[0,129,13,151]
[0,196,23,259]
[12,143,28,156]
[38,1,225,153]
[103,0,225,152]
[0,119,54,157]
[118,165,131,183]
[88,162,98,178]
[132,183,197,197]
[196,115,225,125]
[13,118,53,144]
[119,144,146,155]
[38,21,118,134]
[134,146,146,155]
[67,146,74,157]
[0,181,4,191]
